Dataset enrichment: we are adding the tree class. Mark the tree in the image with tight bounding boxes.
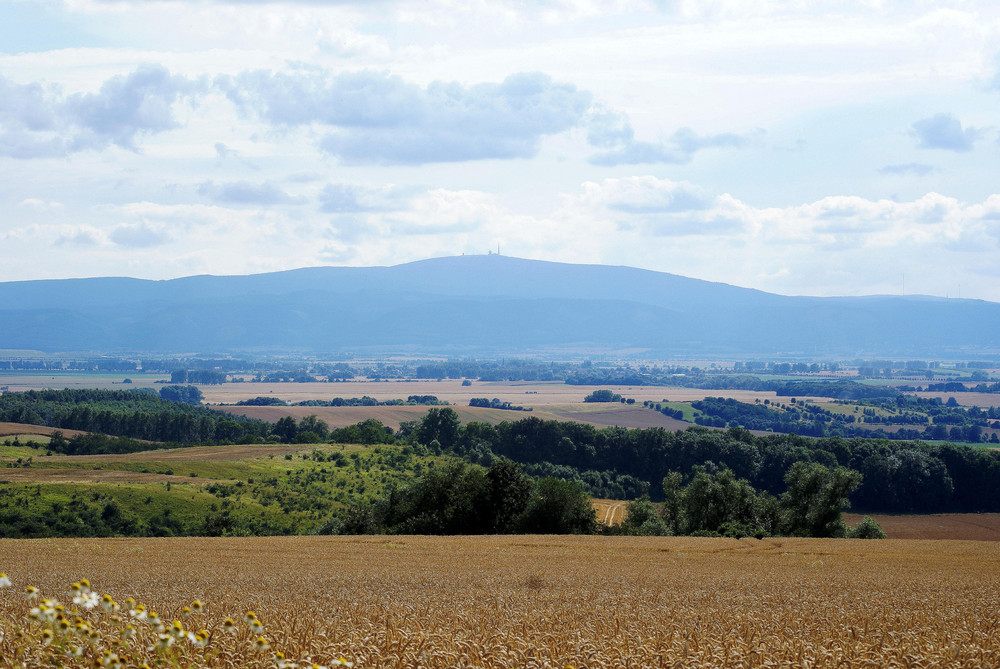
[847,516,886,539]
[679,466,767,537]
[619,497,669,536]
[516,478,596,534]
[297,415,330,441]
[416,408,461,450]
[487,458,534,533]
[272,416,298,443]
[779,462,862,537]
[158,385,203,404]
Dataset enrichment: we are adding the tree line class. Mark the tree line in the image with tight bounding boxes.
[412,409,1000,514]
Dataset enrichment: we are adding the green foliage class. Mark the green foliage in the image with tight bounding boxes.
[0,389,268,444]
[617,497,669,536]
[848,516,887,539]
[583,389,623,403]
[328,459,594,536]
[158,385,204,404]
[779,462,862,538]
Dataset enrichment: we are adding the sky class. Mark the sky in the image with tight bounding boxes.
[2,0,1000,300]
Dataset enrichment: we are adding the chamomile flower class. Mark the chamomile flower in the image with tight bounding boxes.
[222,617,238,634]
[155,633,175,650]
[79,578,91,593]
[130,604,147,621]
[190,599,204,614]
[121,624,136,641]
[40,629,54,645]
[253,635,270,651]
[100,594,115,612]
[188,629,210,647]
[57,617,72,635]
[181,606,192,617]
[272,651,288,668]
[24,585,39,600]
[170,619,185,638]
[65,645,84,658]
[75,591,100,610]
[0,572,11,587]
[244,611,257,624]
[333,659,354,668]
[250,618,264,633]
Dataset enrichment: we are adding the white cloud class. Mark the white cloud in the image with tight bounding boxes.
[0,65,202,158]
[218,69,593,164]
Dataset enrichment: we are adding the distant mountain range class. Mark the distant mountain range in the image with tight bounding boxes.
[0,255,998,358]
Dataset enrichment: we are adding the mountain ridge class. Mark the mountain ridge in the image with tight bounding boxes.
[0,255,997,357]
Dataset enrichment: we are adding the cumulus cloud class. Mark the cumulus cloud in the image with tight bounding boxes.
[588,126,751,166]
[910,113,982,152]
[569,176,739,236]
[197,180,304,205]
[218,69,592,164]
[0,65,201,159]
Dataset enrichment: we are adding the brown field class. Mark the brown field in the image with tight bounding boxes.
[1,535,999,668]
[843,512,1000,541]
[0,422,88,439]
[199,380,792,408]
[30,444,310,464]
[916,391,1000,408]
[592,498,627,526]
[220,403,692,431]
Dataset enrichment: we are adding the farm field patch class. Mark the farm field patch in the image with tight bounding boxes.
[1,535,998,667]
[842,512,1000,541]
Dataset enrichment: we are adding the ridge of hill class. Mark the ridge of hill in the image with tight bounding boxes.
[1,254,998,357]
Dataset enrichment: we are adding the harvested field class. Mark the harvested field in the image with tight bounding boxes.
[201,380,790,408]
[545,405,690,429]
[1,535,999,668]
[0,422,87,439]
[216,404,533,430]
[843,512,1000,541]
[915,391,1000,408]
[219,402,696,431]
[592,498,627,525]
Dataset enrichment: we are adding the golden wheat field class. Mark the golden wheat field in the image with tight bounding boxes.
[2,536,999,668]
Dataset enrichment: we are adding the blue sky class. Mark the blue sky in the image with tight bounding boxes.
[2,0,1000,300]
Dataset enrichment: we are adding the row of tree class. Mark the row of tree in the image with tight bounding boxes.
[411,409,1000,513]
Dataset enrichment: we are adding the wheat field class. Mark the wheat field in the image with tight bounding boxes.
[2,535,999,668]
